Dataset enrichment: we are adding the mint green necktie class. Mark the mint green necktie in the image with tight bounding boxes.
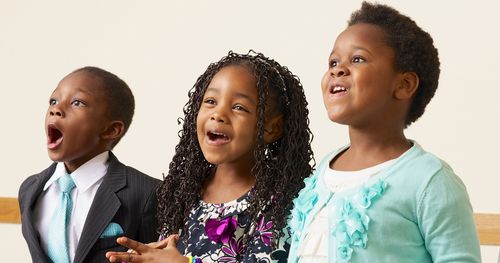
[47,173,76,263]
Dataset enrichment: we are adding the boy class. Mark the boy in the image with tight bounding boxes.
[19,67,161,263]
[287,2,480,262]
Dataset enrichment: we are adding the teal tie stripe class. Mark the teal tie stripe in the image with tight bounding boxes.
[47,174,76,263]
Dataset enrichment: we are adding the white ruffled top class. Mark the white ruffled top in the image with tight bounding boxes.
[297,159,396,262]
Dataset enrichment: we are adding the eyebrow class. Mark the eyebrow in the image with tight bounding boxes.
[77,88,95,96]
[330,45,373,57]
[205,87,257,106]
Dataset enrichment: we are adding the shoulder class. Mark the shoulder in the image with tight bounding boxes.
[123,165,161,186]
[108,153,161,187]
[361,144,465,220]
[390,143,469,211]
[19,164,56,195]
[19,174,39,193]
[402,147,464,198]
[18,164,56,211]
[385,143,457,190]
[415,156,468,210]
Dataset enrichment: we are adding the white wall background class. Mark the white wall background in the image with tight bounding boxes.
[1,0,498,261]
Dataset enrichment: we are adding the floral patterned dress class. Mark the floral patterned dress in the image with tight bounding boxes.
[172,192,289,263]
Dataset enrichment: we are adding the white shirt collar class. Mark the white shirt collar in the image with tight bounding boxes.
[43,151,110,193]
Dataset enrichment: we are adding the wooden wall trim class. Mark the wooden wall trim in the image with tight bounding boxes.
[475,213,500,246]
[1,197,500,246]
[0,197,21,224]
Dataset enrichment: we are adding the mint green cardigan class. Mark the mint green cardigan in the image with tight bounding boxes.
[287,142,481,262]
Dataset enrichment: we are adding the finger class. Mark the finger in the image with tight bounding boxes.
[149,238,169,249]
[126,248,139,254]
[165,234,179,242]
[116,237,149,254]
[106,251,137,263]
[166,234,180,248]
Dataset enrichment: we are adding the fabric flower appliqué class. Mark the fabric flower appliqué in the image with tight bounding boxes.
[289,176,318,242]
[205,216,238,244]
[332,179,387,262]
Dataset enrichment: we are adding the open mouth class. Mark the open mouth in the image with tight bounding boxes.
[330,85,348,95]
[47,124,63,149]
[207,130,230,144]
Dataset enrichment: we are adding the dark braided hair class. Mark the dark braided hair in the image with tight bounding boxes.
[156,50,314,248]
[348,1,440,127]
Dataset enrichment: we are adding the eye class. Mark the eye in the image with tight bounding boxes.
[71,99,85,107]
[49,98,58,106]
[329,59,339,68]
[233,104,249,112]
[352,56,366,63]
[203,98,216,105]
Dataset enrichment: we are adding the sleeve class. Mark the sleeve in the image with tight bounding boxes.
[18,175,36,212]
[417,167,481,263]
[138,180,160,243]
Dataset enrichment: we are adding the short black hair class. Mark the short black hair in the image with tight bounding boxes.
[348,1,440,126]
[73,66,135,147]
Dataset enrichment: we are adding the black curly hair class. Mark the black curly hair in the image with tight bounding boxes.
[72,66,135,148]
[348,1,440,127]
[156,50,314,248]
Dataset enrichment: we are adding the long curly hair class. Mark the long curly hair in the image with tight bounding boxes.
[156,50,314,247]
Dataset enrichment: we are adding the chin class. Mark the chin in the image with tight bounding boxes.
[204,158,223,166]
[47,152,64,162]
[326,112,349,125]
[202,154,220,165]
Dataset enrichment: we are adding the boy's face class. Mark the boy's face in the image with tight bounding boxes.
[196,65,259,169]
[45,71,111,172]
[321,23,404,127]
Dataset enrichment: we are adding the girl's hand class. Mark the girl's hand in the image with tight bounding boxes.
[105,235,188,263]
[124,236,172,254]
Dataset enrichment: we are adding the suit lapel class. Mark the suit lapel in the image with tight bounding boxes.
[21,164,56,262]
[74,153,126,263]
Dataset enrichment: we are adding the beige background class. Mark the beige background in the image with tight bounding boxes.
[1,0,498,261]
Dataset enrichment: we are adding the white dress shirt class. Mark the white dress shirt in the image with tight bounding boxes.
[34,151,109,262]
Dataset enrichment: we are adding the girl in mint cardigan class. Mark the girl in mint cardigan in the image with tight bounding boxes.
[287,2,480,262]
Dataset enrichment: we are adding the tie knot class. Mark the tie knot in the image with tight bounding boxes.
[58,174,76,193]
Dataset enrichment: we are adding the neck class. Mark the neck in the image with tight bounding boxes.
[331,125,410,171]
[349,124,409,150]
[202,163,256,204]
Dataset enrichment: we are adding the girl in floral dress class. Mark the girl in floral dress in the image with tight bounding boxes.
[106,50,314,263]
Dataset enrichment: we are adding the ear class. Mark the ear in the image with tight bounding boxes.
[394,72,419,100]
[101,120,125,142]
[264,114,284,144]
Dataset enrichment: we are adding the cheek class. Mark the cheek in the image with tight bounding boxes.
[321,72,331,92]
[44,114,49,131]
[195,114,205,139]
[242,122,259,143]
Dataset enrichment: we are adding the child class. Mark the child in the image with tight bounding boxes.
[18,66,161,263]
[105,51,314,262]
[287,2,481,262]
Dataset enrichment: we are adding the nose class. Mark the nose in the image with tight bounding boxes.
[330,64,349,78]
[210,108,228,123]
[49,106,64,117]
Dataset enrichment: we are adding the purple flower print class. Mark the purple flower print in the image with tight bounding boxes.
[205,216,237,244]
[219,237,245,263]
[255,217,273,246]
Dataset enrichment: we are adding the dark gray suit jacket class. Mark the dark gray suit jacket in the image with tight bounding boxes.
[19,152,161,263]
